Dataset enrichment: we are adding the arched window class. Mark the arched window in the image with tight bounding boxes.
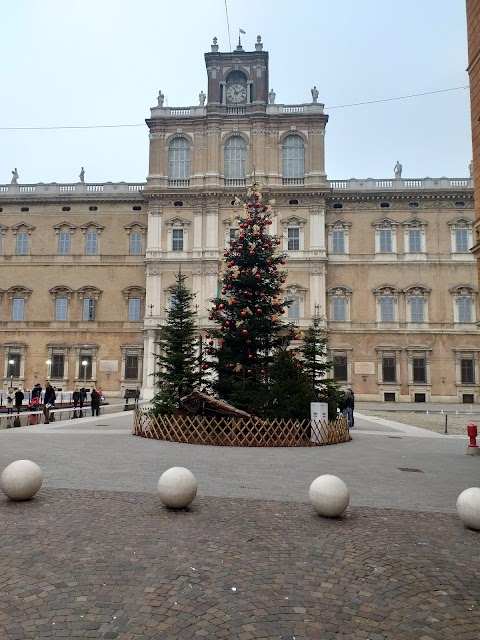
[168,138,190,181]
[282,135,305,180]
[224,136,246,180]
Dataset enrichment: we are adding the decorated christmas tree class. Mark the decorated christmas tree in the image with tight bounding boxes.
[204,183,301,415]
[152,270,203,415]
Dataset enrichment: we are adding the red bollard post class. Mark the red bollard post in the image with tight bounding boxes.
[466,423,480,456]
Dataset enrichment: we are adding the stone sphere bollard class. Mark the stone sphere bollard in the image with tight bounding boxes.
[309,474,350,518]
[157,466,198,509]
[1,460,43,501]
[456,487,480,531]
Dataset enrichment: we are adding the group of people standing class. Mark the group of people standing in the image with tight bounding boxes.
[5,384,103,419]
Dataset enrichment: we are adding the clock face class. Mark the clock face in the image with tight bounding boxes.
[226,83,247,103]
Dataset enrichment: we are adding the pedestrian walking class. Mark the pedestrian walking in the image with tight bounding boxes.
[72,387,80,408]
[14,388,24,414]
[341,389,354,429]
[43,381,56,424]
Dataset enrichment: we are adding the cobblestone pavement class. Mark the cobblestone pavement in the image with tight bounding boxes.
[1,488,479,640]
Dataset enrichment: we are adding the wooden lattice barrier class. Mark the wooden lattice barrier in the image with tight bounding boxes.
[133,410,350,447]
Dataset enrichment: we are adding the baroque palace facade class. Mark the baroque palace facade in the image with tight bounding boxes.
[0,37,477,402]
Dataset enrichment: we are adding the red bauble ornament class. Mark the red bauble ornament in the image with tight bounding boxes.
[208,315,213,320]
[247,369,252,374]
[276,239,281,244]
[227,284,233,289]
[296,364,301,369]
[294,334,299,340]
[255,202,261,209]
[245,339,252,344]
[255,274,261,280]
[290,328,295,333]
[240,311,246,317]
[224,252,228,257]
[221,290,226,295]
[247,202,253,208]
[241,270,247,275]
[249,250,255,256]
[263,244,269,249]
[248,354,253,359]
[273,301,279,306]
[242,329,248,334]
[280,278,286,283]
[228,363,234,368]
[231,298,237,305]
[238,245,243,250]
[260,369,266,374]
[225,321,230,326]
[266,259,271,265]
[202,364,209,370]
[244,290,249,295]
[254,232,260,237]
[277,287,282,291]
[257,309,262,314]
[262,205,268,212]
[208,340,213,346]
[280,308,285,314]
[205,334,210,338]
[291,351,296,356]
[281,259,286,265]
[247,217,254,224]
[220,326,225,331]
[267,220,273,225]
[260,221,266,227]
[260,292,266,297]
[219,303,224,309]
[232,239,237,244]
[240,234,245,239]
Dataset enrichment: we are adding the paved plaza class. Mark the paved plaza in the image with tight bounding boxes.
[0,408,479,639]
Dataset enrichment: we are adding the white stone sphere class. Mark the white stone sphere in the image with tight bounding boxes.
[1,460,43,501]
[456,487,480,531]
[309,474,350,518]
[157,466,198,509]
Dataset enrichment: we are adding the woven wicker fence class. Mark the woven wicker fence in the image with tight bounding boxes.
[133,410,350,447]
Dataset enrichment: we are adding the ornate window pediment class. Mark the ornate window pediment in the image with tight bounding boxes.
[49,285,75,300]
[80,221,105,235]
[122,286,146,301]
[53,221,78,234]
[280,215,307,228]
[326,219,352,231]
[124,221,147,235]
[448,217,473,229]
[7,285,32,299]
[10,221,35,234]
[449,284,477,298]
[284,283,307,296]
[164,216,190,228]
[373,285,401,297]
[403,285,431,297]
[77,286,102,300]
[402,217,427,229]
[372,217,398,229]
[327,285,353,296]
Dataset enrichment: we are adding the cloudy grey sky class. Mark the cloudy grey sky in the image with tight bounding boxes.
[0,0,471,184]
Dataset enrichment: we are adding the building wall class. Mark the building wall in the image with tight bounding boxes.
[467,0,480,295]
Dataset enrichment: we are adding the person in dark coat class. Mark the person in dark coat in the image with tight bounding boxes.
[14,388,24,414]
[72,387,81,408]
[31,383,42,400]
[90,388,101,416]
[43,381,56,424]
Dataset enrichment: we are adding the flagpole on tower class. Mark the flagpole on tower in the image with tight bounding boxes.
[238,28,246,48]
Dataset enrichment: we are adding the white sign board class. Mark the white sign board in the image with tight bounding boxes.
[99,360,119,373]
[310,402,328,444]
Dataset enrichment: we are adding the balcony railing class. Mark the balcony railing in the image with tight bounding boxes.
[329,177,473,191]
[282,178,305,186]
[224,178,246,187]
[168,179,190,188]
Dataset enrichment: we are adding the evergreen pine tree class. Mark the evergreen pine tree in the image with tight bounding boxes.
[205,183,299,415]
[298,316,341,419]
[152,270,203,414]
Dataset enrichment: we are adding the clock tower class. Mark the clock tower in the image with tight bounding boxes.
[204,35,269,109]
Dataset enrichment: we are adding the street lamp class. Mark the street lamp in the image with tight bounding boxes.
[81,360,88,389]
[8,359,14,389]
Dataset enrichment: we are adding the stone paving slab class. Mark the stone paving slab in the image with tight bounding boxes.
[0,488,479,640]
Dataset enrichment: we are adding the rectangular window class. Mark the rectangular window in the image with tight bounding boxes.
[129,232,142,255]
[455,228,469,253]
[413,357,427,383]
[125,355,139,380]
[382,356,396,382]
[55,298,68,321]
[379,229,392,253]
[410,297,424,322]
[8,354,21,377]
[332,230,345,253]
[332,297,346,322]
[82,298,95,321]
[380,296,394,322]
[16,232,29,255]
[461,358,475,384]
[333,355,348,381]
[172,228,184,251]
[287,296,300,319]
[58,232,71,255]
[287,228,300,251]
[51,354,65,379]
[458,297,472,323]
[86,232,98,255]
[228,228,239,245]
[128,298,141,321]
[12,298,25,321]
[408,229,422,252]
